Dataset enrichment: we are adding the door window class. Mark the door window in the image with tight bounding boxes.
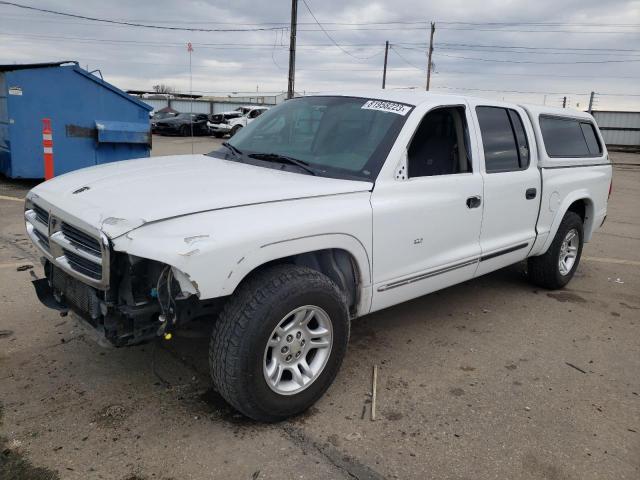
[407,107,472,177]
[476,106,530,173]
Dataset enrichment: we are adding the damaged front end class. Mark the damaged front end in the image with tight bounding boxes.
[33,254,213,347]
[25,198,219,347]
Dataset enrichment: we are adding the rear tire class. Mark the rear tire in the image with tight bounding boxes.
[209,265,350,422]
[213,132,225,138]
[528,211,583,289]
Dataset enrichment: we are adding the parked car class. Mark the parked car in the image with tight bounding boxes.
[206,111,243,138]
[25,92,611,422]
[153,113,209,136]
[150,110,178,133]
[227,106,269,137]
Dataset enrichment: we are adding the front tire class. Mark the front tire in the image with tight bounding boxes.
[209,265,350,422]
[528,211,584,289]
[229,125,242,137]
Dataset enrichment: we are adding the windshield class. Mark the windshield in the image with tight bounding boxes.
[224,96,412,181]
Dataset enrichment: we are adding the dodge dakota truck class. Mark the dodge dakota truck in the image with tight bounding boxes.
[25,91,612,421]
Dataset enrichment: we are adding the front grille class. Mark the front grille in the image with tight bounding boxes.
[61,222,101,256]
[27,202,109,288]
[63,248,102,280]
[34,229,50,248]
[33,204,49,225]
[51,266,101,320]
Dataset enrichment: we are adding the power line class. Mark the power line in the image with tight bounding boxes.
[436,42,640,52]
[299,0,380,60]
[394,43,640,57]
[436,21,640,27]
[435,47,640,57]
[435,86,592,95]
[437,26,640,34]
[0,1,284,32]
[436,69,640,79]
[389,45,425,71]
[437,52,640,64]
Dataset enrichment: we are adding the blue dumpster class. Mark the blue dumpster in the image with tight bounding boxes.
[0,61,152,179]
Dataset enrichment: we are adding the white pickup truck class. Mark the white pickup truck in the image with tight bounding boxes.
[25,91,612,421]
[207,105,269,138]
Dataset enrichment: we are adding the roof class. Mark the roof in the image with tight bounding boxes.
[0,60,152,111]
[520,103,595,120]
[313,89,465,106]
[0,60,76,72]
[308,90,600,121]
[126,90,202,99]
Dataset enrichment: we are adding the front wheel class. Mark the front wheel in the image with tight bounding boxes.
[229,125,242,137]
[209,265,349,422]
[528,211,584,289]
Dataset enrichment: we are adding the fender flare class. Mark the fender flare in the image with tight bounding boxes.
[219,233,372,296]
[539,191,594,254]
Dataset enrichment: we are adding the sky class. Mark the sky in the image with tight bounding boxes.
[0,0,639,110]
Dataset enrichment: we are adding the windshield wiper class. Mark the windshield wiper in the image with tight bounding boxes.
[222,142,243,157]
[248,153,317,176]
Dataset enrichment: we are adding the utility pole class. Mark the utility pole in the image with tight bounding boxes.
[588,91,595,113]
[287,0,298,100]
[382,41,389,89]
[562,96,567,108]
[426,22,435,91]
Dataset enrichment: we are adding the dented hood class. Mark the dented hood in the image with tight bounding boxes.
[29,154,373,238]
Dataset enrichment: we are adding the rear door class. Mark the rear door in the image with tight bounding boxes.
[468,101,541,276]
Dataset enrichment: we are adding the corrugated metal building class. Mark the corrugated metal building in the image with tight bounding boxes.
[139,94,283,116]
[591,111,640,149]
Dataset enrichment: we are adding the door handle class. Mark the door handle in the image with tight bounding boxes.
[466,196,482,209]
[525,188,537,200]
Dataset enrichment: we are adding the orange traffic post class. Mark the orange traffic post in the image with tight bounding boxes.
[42,118,54,180]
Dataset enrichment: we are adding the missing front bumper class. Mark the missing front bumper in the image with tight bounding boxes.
[32,263,160,347]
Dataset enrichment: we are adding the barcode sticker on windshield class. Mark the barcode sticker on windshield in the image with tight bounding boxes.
[361,100,411,116]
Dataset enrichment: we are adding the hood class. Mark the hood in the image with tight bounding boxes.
[29,154,372,238]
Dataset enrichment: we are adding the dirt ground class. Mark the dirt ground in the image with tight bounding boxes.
[0,144,638,480]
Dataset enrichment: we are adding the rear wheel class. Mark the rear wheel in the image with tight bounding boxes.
[213,132,225,138]
[528,211,583,289]
[209,265,349,422]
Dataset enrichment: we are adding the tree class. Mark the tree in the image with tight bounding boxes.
[152,84,176,94]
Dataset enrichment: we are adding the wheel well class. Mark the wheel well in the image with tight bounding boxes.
[566,198,595,240]
[246,249,360,315]
[567,199,586,222]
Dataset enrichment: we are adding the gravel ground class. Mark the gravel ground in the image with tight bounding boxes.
[0,144,638,480]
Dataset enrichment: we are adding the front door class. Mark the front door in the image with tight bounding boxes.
[470,102,541,276]
[371,105,484,312]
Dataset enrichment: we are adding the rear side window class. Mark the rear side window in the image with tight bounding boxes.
[476,106,530,173]
[580,122,602,155]
[539,116,602,157]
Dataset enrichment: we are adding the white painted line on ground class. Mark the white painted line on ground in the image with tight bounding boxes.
[583,256,640,267]
[0,195,24,203]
